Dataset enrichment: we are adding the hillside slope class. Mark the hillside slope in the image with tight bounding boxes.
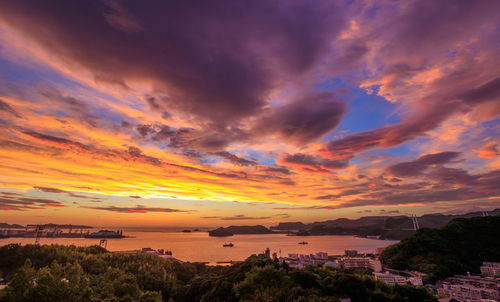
[379,216,500,281]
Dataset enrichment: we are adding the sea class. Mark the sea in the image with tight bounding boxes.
[0,228,398,265]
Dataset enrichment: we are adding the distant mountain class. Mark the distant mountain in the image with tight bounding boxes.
[380,215,500,281]
[208,225,273,237]
[0,222,24,228]
[270,208,500,240]
[271,222,307,230]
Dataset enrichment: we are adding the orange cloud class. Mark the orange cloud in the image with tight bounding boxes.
[474,142,500,159]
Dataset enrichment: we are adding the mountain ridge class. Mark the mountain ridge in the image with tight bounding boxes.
[270,208,500,240]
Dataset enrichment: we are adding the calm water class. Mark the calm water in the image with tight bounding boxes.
[0,232,398,264]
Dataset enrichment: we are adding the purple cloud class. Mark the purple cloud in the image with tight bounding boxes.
[80,204,190,213]
[387,152,461,177]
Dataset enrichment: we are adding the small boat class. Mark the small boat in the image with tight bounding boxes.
[223,243,234,247]
[298,241,308,245]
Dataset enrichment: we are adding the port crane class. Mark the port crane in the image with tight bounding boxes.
[99,239,108,249]
[34,225,44,245]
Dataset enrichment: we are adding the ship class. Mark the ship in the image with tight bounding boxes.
[222,242,234,247]
[85,230,125,238]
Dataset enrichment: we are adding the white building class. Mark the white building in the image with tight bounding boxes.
[480,262,500,277]
[374,272,407,285]
[446,274,498,289]
[340,257,382,272]
[442,282,499,301]
[439,274,500,301]
[280,252,329,269]
[407,276,423,286]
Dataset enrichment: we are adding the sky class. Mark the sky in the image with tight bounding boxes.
[0,0,499,227]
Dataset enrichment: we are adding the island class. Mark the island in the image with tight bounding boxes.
[208,225,273,237]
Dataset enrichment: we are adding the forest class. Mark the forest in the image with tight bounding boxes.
[380,215,500,282]
[0,244,434,302]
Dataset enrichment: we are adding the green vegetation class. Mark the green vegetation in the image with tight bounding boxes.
[0,244,435,302]
[380,216,500,282]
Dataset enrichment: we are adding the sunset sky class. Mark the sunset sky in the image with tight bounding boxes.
[0,0,499,227]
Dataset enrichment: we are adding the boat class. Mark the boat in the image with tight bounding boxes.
[298,241,308,245]
[222,242,234,247]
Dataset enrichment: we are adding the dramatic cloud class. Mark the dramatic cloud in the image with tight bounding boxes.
[387,152,461,177]
[0,99,21,118]
[20,130,258,181]
[0,0,347,125]
[474,142,500,159]
[279,152,349,173]
[34,186,89,198]
[0,0,499,221]
[201,214,272,220]
[0,196,64,211]
[80,205,190,213]
[136,123,245,153]
[255,92,347,144]
[322,76,500,161]
[320,0,500,160]
[210,151,257,167]
[261,166,291,175]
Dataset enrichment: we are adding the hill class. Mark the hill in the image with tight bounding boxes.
[208,225,273,237]
[270,209,500,240]
[379,215,500,281]
[0,244,435,301]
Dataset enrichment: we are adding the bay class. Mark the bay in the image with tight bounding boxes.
[0,231,398,264]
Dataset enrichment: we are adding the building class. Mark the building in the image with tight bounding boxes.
[345,250,358,257]
[316,252,328,260]
[373,272,423,286]
[341,257,370,269]
[324,261,341,269]
[439,274,500,302]
[408,276,423,286]
[442,282,499,301]
[279,252,329,269]
[339,257,382,272]
[264,248,270,258]
[480,262,500,277]
[374,272,407,285]
[370,258,382,272]
[446,274,499,289]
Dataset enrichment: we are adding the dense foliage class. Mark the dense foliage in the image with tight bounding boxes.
[0,244,435,302]
[380,216,500,282]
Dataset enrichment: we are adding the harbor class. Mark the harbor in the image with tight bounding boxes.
[0,224,126,244]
